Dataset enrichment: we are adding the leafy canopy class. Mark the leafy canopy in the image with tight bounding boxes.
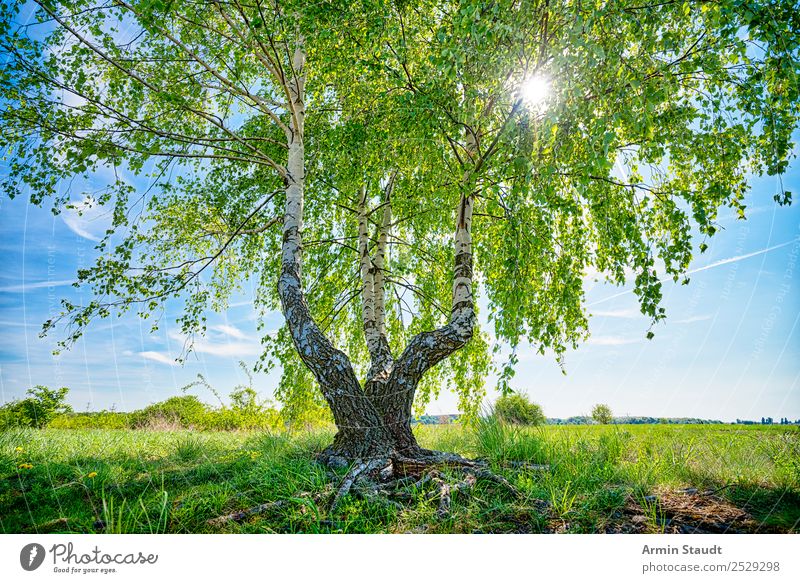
[0,385,72,429]
[494,393,547,426]
[1,0,797,415]
[591,403,613,424]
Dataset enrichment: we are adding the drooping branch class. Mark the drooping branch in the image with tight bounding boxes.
[116,0,292,139]
[33,0,287,176]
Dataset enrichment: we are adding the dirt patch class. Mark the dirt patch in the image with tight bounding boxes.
[603,488,769,534]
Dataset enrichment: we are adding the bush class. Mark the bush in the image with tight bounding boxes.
[0,366,286,432]
[179,365,284,431]
[591,403,614,425]
[494,393,546,426]
[129,396,210,429]
[0,386,72,429]
[49,411,132,430]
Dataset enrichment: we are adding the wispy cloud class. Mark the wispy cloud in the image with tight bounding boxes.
[587,335,640,346]
[0,320,39,328]
[168,330,261,358]
[591,308,642,319]
[138,351,177,366]
[588,238,799,307]
[211,324,249,340]
[687,239,798,275]
[0,279,75,293]
[61,195,112,242]
[672,314,712,324]
[62,212,101,241]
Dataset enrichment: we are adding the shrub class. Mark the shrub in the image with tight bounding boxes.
[0,385,72,429]
[180,365,284,431]
[591,403,614,425]
[129,396,210,429]
[494,393,546,426]
[49,411,132,430]
[227,386,282,430]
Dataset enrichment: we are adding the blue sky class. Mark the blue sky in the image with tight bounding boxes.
[0,2,797,420]
[1,158,798,421]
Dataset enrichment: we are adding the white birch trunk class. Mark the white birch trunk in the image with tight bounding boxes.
[275,37,393,459]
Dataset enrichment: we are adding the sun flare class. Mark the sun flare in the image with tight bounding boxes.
[520,75,550,108]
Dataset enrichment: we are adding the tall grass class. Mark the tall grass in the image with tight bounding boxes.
[0,424,797,534]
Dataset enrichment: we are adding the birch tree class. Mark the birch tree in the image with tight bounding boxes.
[1,0,797,479]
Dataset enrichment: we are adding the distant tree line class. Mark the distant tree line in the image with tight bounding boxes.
[0,368,331,431]
[547,416,725,425]
[736,417,800,425]
[3,384,796,430]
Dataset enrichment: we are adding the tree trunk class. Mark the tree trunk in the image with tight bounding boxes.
[276,41,477,465]
[320,181,475,462]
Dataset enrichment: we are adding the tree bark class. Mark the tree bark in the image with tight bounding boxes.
[362,134,478,455]
[276,41,477,463]
[275,38,392,459]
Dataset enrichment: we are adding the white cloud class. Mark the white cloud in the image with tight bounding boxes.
[211,324,249,340]
[138,351,177,366]
[168,330,261,358]
[62,212,101,241]
[61,195,113,242]
[194,341,261,357]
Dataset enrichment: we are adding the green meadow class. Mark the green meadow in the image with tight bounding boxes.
[1,423,797,534]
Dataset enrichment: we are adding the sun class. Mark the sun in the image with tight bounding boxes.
[520,75,550,108]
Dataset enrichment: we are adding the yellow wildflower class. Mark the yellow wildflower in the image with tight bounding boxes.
[15,447,23,452]
[87,472,98,479]
[18,463,33,470]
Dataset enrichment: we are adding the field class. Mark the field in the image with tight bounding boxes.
[1,423,798,534]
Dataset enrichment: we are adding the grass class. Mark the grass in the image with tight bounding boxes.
[0,423,797,534]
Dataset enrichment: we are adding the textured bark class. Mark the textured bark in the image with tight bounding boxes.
[276,43,477,462]
[364,133,478,455]
[276,40,391,459]
[358,185,393,386]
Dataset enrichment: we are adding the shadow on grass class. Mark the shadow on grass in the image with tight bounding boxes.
[1,428,798,534]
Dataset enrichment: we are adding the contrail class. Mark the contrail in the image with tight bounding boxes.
[685,239,798,274]
[588,238,799,307]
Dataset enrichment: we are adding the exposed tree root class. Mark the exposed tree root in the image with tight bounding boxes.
[207,499,292,527]
[206,451,532,528]
[206,489,331,527]
[330,457,390,511]
[323,450,520,518]
[430,472,477,518]
[471,468,520,498]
